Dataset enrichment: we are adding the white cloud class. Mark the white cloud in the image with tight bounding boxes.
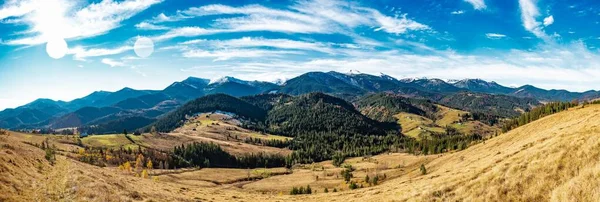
[152,0,428,41]
[68,46,132,61]
[486,33,507,39]
[451,10,465,15]
[135,22,169,30]
[2,0,163,45]
[372,13,429,35]
[518,0,549,39]
[196,37,336,54]
[188,49,303,61]
[464,0,486,10]
[182,49,304,61]
[543,15,554,26]
[0,0,36,20]
[153,13,172,22]
[152,27,224,41]
[101,58,126,67]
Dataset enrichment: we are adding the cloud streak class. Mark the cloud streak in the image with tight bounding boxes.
[150,0,429,41]
[464,0,486,10]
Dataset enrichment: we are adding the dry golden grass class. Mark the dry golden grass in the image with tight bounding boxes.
[168,112,292,156]
[434,105,467,126]
[285,104,600,201]
[396,106,498,139]
[3,105,600,201]
[81,134,140,149]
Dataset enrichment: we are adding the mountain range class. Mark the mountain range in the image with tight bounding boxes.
[1,71,597,130]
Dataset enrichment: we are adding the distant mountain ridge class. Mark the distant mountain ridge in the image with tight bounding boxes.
[1,71,598,130]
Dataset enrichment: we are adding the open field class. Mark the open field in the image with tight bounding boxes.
[2,105,600,201]
[168,112,292,156]
[396,105,499,140]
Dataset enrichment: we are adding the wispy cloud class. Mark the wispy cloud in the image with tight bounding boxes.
[451,10,465,15]
[182,49,304,61]
[135,22,169,30]
[180,37,336,54]
[486,33,507,39]
[101,58,126,67]
[2,0,163,45]
[464,0,486,10]
[518,0,552,39]
[68,46,132,61]
[151,0,429,41]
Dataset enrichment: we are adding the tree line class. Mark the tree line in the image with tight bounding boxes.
[171,142,287,169]
[501,101,578,132]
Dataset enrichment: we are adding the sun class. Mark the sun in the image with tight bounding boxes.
[46,38,68,59]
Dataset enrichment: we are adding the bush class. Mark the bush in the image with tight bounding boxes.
[340,164,354,182]
[348,181,358,190]
[332,152,345,167]
[290,185,313,195]
[45,147,56,165]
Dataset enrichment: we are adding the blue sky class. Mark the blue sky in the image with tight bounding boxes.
[0,0,600,110]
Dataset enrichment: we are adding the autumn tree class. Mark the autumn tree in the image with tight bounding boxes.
[135,154,144,174]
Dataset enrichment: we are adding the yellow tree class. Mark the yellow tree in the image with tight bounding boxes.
[147,159,153,170]
[146,159,153,175]
[135,154,144,174]
[141,169,149,178]
[122,161,132,172]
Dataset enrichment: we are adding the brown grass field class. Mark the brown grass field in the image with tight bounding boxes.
[397,105,499,140]
[2,105,600,201]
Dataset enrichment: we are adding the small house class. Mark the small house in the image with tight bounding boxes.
[80,132,89,138]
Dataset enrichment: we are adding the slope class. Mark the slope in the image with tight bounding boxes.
[146,94,267,133]
[292,104,600,201]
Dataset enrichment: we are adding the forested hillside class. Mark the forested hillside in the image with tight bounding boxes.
[266,93,396,137]
[356,93,438,122]
[146,94,267,133]
[437,92,539,118]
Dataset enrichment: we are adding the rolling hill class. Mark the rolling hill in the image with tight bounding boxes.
[145,94,267,133]
[1,99,599,201]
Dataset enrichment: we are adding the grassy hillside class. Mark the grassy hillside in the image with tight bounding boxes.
[356,93,437,123]
[1,104,598,201]
[146,94,267,133]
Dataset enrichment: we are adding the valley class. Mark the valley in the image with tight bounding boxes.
[0,71,596,201]
[2,104,600,201]
[1,0,598,200]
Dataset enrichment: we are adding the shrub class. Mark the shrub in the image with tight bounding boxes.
[141,169,149,178]
[45,147,56,165]
[348,181,358,190]
[332,152,345,167]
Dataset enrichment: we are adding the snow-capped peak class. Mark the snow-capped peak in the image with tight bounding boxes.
[209,76,247,85]
[346,69,362,75]
[272,78,287,85]
[379,73,397,81]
